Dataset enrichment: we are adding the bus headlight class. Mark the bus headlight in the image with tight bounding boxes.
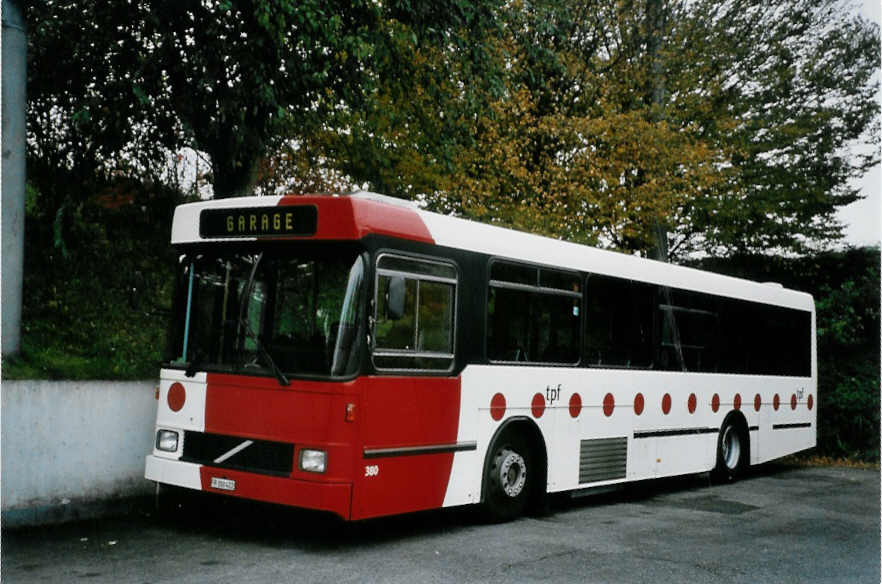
[156,430,179,452]
[299,449,327,473]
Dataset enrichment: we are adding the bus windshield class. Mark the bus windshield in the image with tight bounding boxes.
[166,249,366,379]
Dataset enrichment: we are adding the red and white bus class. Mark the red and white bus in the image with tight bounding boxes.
[145,191,816,521]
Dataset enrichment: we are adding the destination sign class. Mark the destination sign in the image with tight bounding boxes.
[199,205,318,238]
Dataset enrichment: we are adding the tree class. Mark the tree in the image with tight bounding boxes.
[27,0,379,199]
[479,0,881,258]
[340,0,729,254]
[664,0,881,256]
[27,0,498,200]
[139,0,387,198]
[27,2,178,206]
[294,0,878,259]
[253,1,503,200]
[27,0,880,250]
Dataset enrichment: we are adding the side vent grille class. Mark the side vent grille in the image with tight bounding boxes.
[579,437,627,484]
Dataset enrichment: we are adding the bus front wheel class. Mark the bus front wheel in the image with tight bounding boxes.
[483,432,534,522]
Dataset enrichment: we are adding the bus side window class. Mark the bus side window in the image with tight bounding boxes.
[667,290,720,373]
[487,286,531,362]
[585,275,653,368]
[487,262,580,365]
[373,254,457,372]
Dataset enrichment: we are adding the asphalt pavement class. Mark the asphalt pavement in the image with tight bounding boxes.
[2,463,878,583]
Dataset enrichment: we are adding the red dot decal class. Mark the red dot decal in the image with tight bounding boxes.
[603,393,615,417]
[634,393,645,416]
[807,394,814,410]
[569,393,582,418]
[687,393,697,414]
[490,392,506,421]
[661,393,672,415]
[531,393,546,418]
[733,394,742,410]
[754,394,762,412]
[773,394,780,411]
[791,394,797,410]
[167,382,186,412]
[711,394,720,413]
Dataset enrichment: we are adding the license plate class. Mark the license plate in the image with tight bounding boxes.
[210,477,236,491]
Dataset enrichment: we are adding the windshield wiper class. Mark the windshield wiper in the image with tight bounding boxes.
[238,316,290,387]
[237,253,290,387]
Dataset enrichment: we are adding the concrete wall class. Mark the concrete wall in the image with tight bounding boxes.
[2,380,158,526]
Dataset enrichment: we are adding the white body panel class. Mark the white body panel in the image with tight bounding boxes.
[171,195,283,244]
[154,369,207,434]
[420,203,815,509]
[419,210,814,313]
[146,371,210,490]
[442,364,817,508]
[145,455,203,490]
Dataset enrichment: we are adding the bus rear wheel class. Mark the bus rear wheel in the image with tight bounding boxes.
[713,418,747,482]
[483,432,534,522]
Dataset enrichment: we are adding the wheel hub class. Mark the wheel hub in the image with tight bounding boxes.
[722,426,741,470]
[498,449,527,498]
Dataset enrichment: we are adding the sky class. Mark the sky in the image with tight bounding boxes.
[838,0,882,247]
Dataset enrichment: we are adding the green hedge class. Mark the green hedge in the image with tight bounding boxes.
[3,180,180,380]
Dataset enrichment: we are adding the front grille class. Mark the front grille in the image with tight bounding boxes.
[182,431,294,476]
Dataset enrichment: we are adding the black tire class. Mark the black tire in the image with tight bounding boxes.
[483,431,535,522]
[713,418,747,482]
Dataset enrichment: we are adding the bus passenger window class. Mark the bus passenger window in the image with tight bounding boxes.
[373,255,457,371]
[584,275,653,368]
[487,262,580,364]
[661,290,720,373]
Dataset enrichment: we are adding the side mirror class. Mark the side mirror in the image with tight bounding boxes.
[386,276,406,320]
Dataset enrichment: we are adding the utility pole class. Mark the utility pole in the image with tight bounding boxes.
[2,0,27,356]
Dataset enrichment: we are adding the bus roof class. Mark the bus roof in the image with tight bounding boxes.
[171,192,814,312]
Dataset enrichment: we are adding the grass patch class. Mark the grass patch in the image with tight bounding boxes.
[2,334,162,380]
[779,453,880,470]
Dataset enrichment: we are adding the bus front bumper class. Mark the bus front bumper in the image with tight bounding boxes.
[145,455,352,519]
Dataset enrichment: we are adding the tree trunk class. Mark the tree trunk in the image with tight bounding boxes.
[211,156,259,199]
[646,0,669,263]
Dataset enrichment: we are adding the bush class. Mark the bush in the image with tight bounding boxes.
[2,179,181,380]
[815,260,880,460]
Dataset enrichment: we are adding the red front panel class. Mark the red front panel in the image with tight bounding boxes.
[200,373,461,520]
[204,373,359,486]
[205,373,351,443]
[352,376,462,520]
[199,467,352,517]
